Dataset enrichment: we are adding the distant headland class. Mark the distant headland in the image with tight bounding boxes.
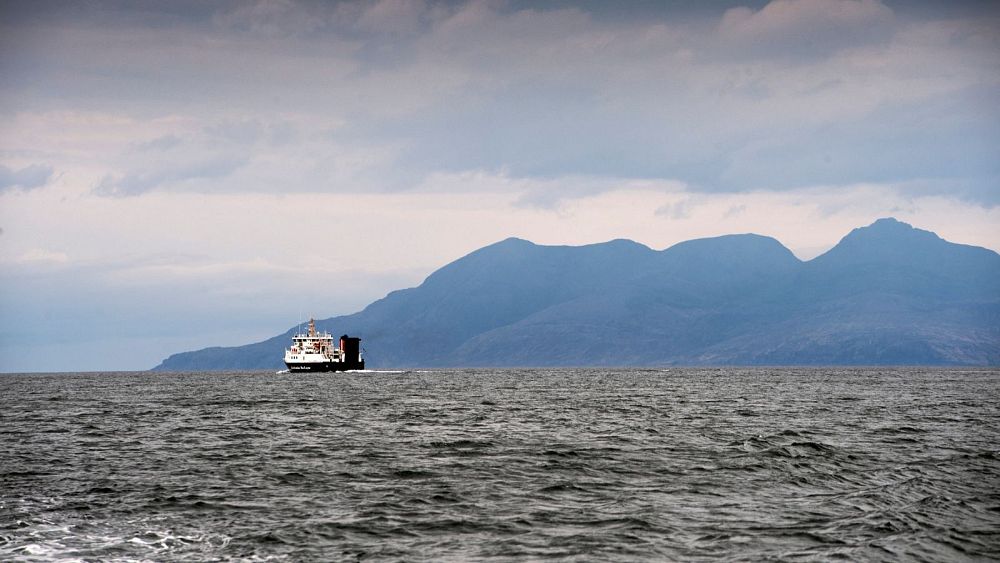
[154,218,1000,370]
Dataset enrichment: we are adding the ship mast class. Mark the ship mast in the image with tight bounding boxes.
[308,318,316,337]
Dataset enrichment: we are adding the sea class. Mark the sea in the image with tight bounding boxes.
[1,368,998,561]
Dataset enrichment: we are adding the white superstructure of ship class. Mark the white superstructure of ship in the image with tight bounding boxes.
[283,318,364,372]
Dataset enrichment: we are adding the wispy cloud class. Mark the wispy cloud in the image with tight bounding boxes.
[0,163,53,192]
[17,247,68,264]
[717,0,894,59]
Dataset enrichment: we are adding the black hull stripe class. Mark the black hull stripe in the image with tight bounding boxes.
[284,361,365,372]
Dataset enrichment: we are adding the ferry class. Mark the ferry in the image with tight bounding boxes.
[283,318,365,372]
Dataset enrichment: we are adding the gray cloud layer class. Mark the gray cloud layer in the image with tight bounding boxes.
[1,0,998,203]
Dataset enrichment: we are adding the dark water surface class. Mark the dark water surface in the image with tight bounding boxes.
[1,368,998,561]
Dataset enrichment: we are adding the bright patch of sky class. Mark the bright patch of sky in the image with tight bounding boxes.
[1,0,998,371]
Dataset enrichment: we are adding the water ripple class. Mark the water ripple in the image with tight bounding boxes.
[1,368,998,560]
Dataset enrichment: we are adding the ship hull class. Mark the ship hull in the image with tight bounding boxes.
[284,360,365,372]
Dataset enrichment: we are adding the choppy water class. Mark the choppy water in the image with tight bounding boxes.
[1,368,998,561]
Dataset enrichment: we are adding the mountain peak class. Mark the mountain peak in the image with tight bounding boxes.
[820,216,942,258]
[871,216,910,228]
[491,237,535,248]
[845,217,941,243]
[809,217,995,277]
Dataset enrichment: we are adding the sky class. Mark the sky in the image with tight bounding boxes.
[1,0,998,371]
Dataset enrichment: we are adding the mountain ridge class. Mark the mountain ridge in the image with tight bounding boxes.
[153,218,1000,369]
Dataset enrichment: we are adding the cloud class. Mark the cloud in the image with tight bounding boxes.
[412,170,687,210]
[134,134,183,151]
[95,155,247,197]
[655,199,694,220]
[0,163,54,192]
[17,248,68,264]
[1,0,998,206]
[356,0,435,34]
[725,204,747,218]
[92,122,263,196]
[212,0,331,37]
[718,0,895,59]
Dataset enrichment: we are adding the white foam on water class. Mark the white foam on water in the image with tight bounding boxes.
[18,542,71,557]
[2,502,232,562]
[123,528,232,555]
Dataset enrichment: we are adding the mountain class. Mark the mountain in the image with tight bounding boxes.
[153,218,1000,369]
